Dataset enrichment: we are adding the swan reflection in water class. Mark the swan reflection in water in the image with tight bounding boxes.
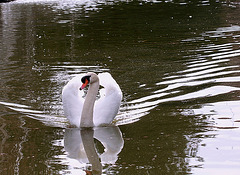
[64,126,124,174]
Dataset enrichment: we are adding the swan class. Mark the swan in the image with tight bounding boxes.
[62,72,122,127]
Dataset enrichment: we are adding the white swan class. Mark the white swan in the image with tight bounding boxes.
[62,72,122,127]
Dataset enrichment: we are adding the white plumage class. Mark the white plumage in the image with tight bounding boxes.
[62,72,122,127]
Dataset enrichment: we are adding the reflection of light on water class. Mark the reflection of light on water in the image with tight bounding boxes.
[1,60,239,128]
[0,101,68,128]
[12,0,114,12]
[116,85,240,126]
[174,25,240,173]
[1,20,240,128]
[2,1,238,129]
[182,101,240,129]
[117,26,240,127]
[203,25,240,38]
[189,124,240,174]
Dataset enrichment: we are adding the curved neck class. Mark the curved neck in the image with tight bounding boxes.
[80,81,99,127]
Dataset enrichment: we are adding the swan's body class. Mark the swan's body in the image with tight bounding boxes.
[62,72,122,127]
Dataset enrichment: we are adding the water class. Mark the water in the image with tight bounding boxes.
[0,0,240,174]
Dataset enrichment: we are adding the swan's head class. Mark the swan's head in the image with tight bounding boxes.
[80,72,99,90]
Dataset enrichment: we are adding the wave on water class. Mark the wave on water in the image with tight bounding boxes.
[1,23,240,128]
[1,43,239,127]
[0,101,68,128]
[117,26,240,127]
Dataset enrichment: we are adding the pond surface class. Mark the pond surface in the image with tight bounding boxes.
[1,0,240,174]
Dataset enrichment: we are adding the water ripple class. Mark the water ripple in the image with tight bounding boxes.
[0,101,68,128]
[2,29,239,128]
[120,26,240,126]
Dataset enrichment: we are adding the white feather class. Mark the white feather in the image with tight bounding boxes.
[62,72,122,127]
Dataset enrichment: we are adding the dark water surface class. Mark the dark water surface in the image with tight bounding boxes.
[1,0,240,174]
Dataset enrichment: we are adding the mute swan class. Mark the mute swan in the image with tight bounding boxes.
[62,72,122,127]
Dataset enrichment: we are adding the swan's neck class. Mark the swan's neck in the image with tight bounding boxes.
[80,81,99,127]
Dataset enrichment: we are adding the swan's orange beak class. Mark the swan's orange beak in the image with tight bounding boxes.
[80,79,89,90]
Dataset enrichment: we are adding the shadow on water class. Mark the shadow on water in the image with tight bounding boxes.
[0,0,240,174]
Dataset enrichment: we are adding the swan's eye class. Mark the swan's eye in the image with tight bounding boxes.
[81,75,91,84]
[80,75,91,90]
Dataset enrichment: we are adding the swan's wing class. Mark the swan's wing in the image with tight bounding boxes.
[62,74,85,127]
[93,73,122,126]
